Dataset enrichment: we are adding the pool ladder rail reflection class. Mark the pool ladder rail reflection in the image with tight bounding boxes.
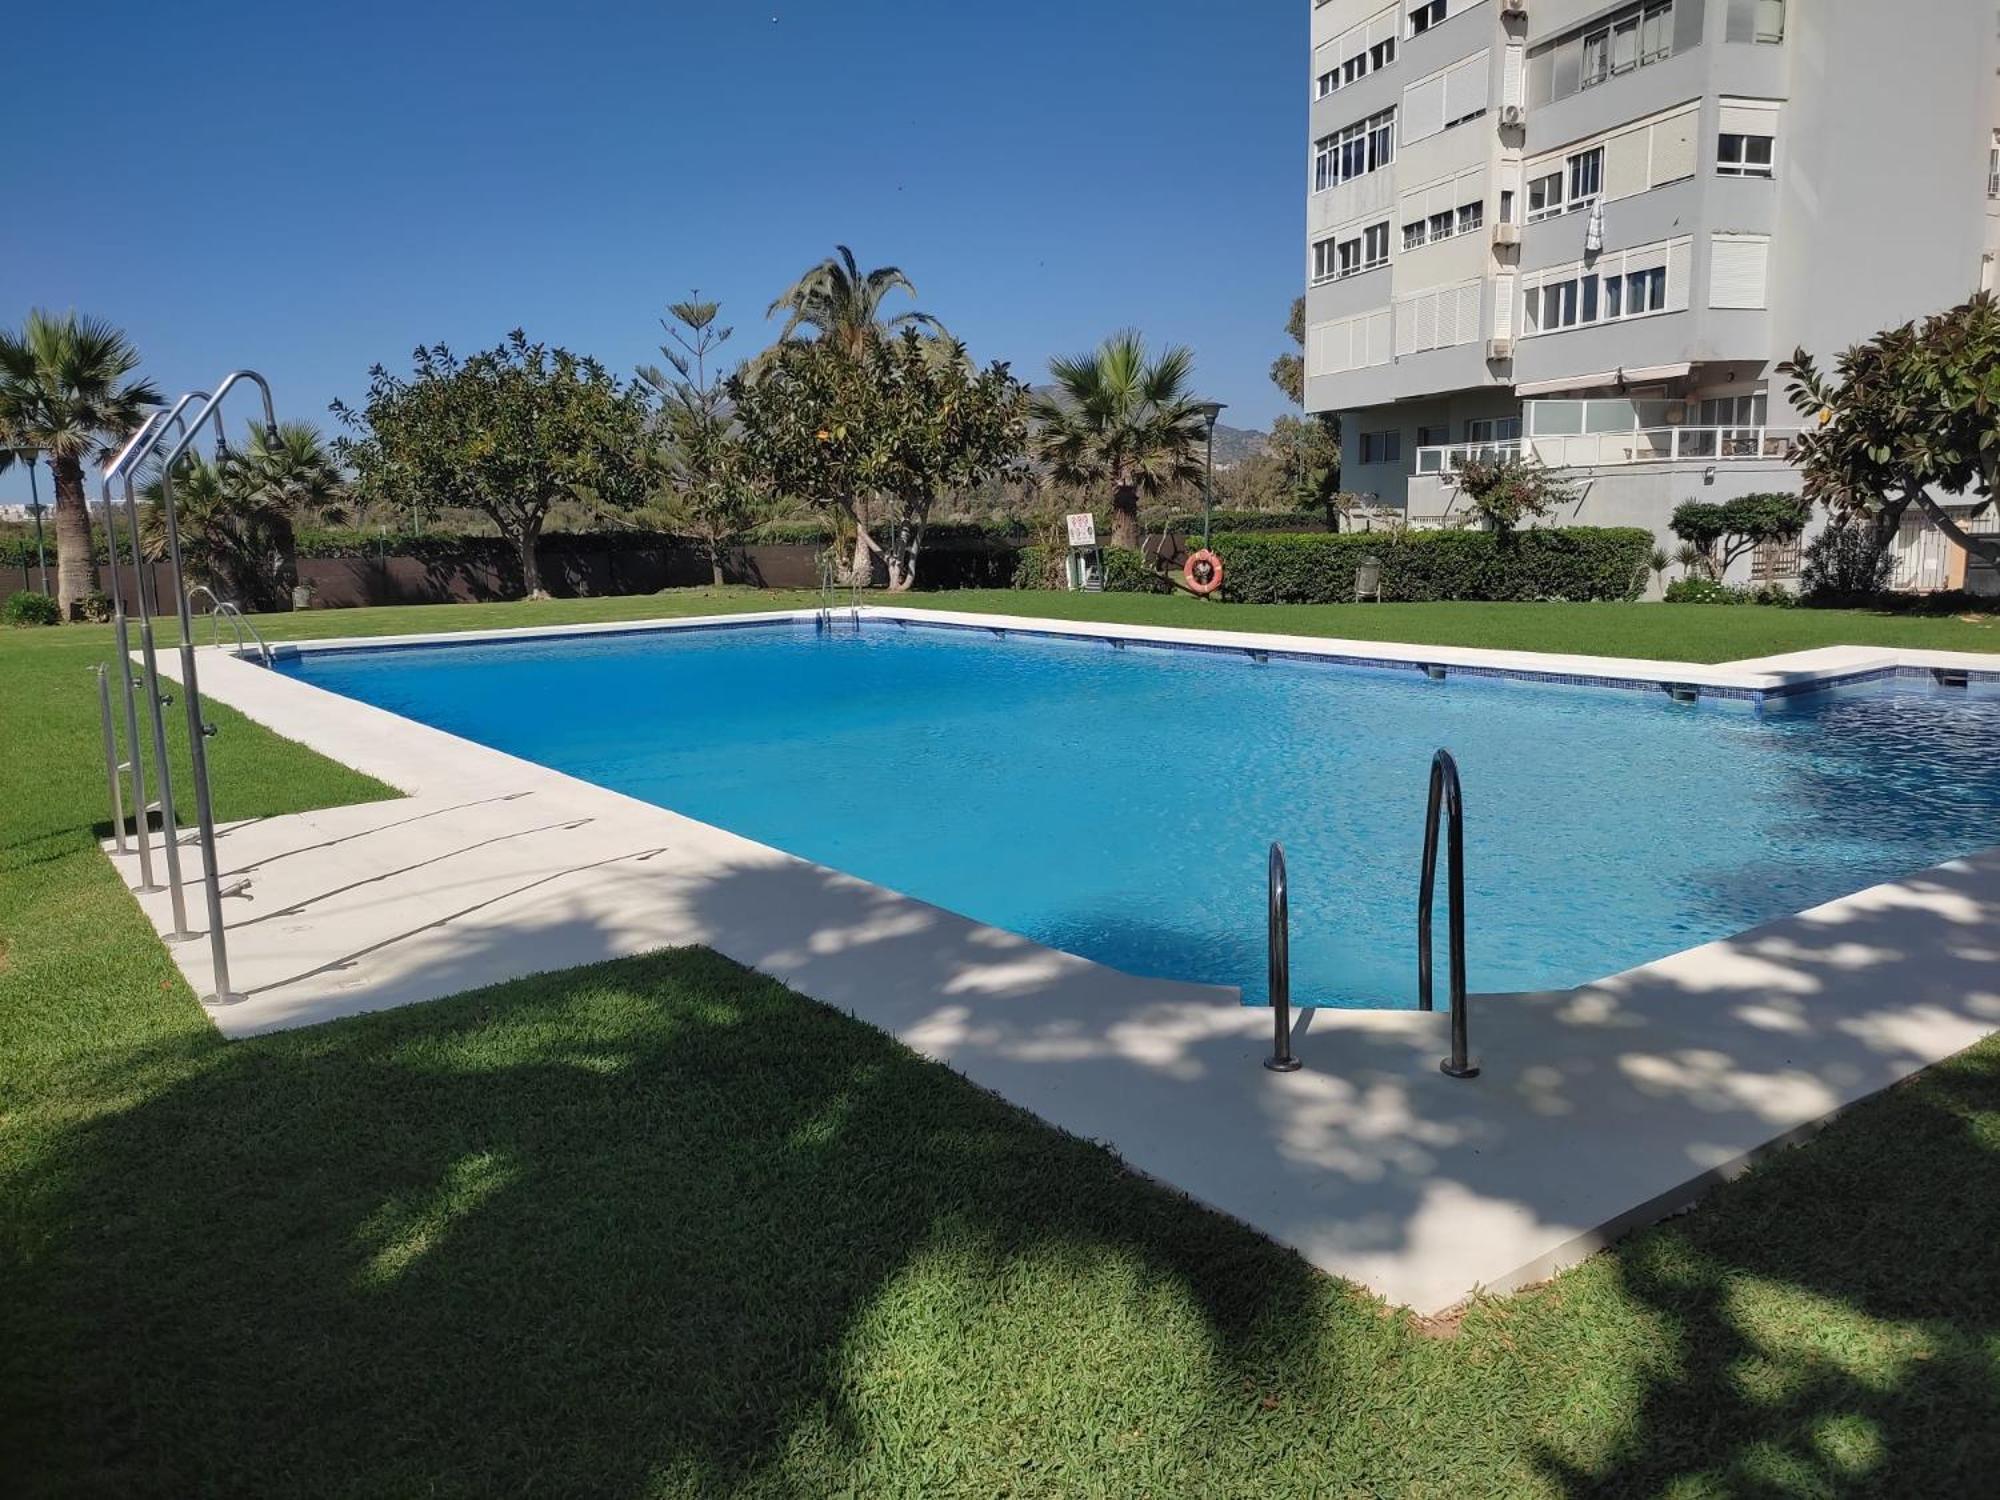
[1264,746,1478,1079]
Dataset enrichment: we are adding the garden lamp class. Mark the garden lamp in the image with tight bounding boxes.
[1197,401,1226,547]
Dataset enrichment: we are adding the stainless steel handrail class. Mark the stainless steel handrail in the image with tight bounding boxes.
[1417,748,1478,1079]
[151,370,282,1005]
[1265,841,1300,1072]
[98,408,172,893]
[188,585,274,666]
[110,390,212,939]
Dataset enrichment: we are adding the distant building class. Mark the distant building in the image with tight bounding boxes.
[1302,0,1999,591]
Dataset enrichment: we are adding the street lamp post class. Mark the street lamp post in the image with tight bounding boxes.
[1196,400,1227,549]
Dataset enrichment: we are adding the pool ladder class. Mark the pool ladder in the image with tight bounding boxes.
[188,585,274,666]
[815,551,860,632]
[1264,746,1477,1079]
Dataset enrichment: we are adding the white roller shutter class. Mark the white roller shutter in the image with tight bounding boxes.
[1415,294,1440,349]
[1366,6,1399,50]
[1502,44,1524,109]
[1649,111,1697,184]
[1367,310,1393,366]
[1666,238,1693,310]
[1710,234,1770,308]
[1719,100,1779,135]
[1443,51,1489,122]
[1403,73,1446,144]
[1604,125,1651,201]
[1492,273,1516,340]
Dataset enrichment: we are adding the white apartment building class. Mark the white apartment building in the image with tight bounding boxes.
[1303,0,2000,590]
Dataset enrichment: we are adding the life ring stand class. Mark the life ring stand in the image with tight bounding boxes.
[1183,549,1224,596]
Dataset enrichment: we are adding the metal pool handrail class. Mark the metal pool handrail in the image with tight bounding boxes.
[1417,748,1479,1079]
[188,585,274,666]
[1265,841,1301,1072]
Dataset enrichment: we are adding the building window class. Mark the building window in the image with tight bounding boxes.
[1466,417,1522,443]
[1409,0,1446,36]
[1403,220,1427,250]
[1524,261,1673,336]
[1989,130,1998,198]
[1314,107,1397,192]
[1317,70,1336,98]
[1716,132,1774,177]
[1403,202,1488,250]
[1526,146,1603,222]
[1319,34,1394,98]
[1371,36,1397,70]
[1363,221,1390,269]
[1427,209,1454,242]
[1416,424,1450,449]
[1312,237,1338,282]
[1640,1,1674,60]
[1359,430,1403,465]
[1457,201,1484,234]
[1535,1,1679,107]
[1499,189,1516,223]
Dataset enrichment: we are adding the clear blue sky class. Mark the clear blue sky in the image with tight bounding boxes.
[4,0,1304,450]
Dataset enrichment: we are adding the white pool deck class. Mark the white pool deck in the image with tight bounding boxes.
[111,607,2000,1315]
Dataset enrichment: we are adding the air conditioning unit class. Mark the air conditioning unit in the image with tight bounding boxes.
[1502,1,1528,17]
[1492,222,1521,247]
[1486,338,1515,361]
[1499,104,1525,128]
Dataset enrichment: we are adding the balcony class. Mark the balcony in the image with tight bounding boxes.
[1415,426,1800,475]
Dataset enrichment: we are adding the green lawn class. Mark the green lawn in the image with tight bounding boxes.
[4,598,1999,1496]
[129,583,2000,662]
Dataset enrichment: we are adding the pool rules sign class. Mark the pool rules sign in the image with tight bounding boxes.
[1065,513,1096,547]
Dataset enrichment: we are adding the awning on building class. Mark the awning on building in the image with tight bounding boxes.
[1513,362,1693,397]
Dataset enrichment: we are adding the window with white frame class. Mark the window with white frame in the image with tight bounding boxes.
[1522,258,1674,336]
[1725,0,1784,43]
[1409,0,1445,36]
[1316,222,1391,281]
[1359,430,1403,465]
[1402,200,1487,250]
[1580,1,1672,89]
[1989,129,1998,198]
[1314,107,1397,191]
[1526,146,1603,221]
[1716,132,1774,177]
[1466,416,1522,443]
[1318,32,1396,97]
[1416,424,1450,449]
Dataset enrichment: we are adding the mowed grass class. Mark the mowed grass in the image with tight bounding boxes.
[4,601,2000,1495]
[133,583,2000,662]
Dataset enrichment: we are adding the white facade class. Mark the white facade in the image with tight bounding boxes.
[1302,0,2000,587]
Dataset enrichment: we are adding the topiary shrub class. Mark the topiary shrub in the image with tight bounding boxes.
[4,590,60,626]
[1211,527,1654,604]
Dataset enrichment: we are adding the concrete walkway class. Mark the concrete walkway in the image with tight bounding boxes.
[110,610,2000,1313]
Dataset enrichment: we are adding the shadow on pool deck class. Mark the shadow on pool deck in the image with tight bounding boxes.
[9,877,2000,1495]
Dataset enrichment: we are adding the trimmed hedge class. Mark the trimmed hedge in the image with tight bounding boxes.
[1212,527,1654,604]
[1011,545,1171,593]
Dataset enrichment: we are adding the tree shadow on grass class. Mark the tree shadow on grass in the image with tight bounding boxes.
[9,848,2000,1496]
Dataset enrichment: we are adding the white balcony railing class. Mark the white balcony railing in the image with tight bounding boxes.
[1414,426,1800,476]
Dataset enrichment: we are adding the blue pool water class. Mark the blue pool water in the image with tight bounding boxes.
[279,621,2000,1005]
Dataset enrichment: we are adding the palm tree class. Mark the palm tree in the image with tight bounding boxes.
[1030,331,1208,549]
[765,245,942,359]
[0,311,160,618]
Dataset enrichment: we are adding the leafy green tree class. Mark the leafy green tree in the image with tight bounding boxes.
[1268,299,1342,522]
[1030,331,1208,549]
[1780,292,2000,566]
[332,331,652,598]
[1449,453,1580,537]
[1669,493,1811,581]
[636,298,756,586]
[733,331,1025,590]
[0,311,160,618]
[765,245,942,360]
[1270,296,1306,406]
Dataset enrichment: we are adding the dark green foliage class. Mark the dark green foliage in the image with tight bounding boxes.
[1010,545,1169,593]
[1213,528,1654,604]
[4,590,59,626]
[1669,493,1812,579]
[1801,518,1896,604]
[1663,577,1798,607]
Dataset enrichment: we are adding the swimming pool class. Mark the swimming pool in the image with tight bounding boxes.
[276,618,2000,1006]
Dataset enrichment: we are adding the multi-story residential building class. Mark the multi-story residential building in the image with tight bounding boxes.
[1303,0,2000,591]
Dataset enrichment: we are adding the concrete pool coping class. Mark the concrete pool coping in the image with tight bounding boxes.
[109,607,2000,1314]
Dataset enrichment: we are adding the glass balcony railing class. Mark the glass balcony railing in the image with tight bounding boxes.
[1413,426,1800,476]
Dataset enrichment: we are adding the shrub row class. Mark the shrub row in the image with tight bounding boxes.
[1010,545,1171,593]
[1212,527,1655,604]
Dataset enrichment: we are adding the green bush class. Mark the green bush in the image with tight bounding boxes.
[75,590,112,623]
[1011,545,1169,593]
[1211,527,1653,604]
[4,590,60,626]
[1663,577,1799,606]
[1800,519,1895,604]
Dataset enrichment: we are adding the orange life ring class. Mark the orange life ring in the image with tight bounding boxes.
[1184,549,1224,596]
